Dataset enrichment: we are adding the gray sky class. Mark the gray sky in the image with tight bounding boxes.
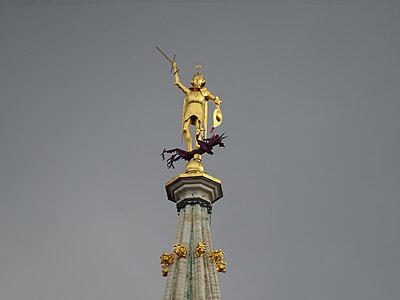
[1,1,399,299]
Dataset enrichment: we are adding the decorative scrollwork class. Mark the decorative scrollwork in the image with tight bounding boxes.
[195,242,207,257]
[173,243,188,258]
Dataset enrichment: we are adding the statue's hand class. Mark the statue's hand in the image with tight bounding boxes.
[215,96,222,106]
[172,61,179,73]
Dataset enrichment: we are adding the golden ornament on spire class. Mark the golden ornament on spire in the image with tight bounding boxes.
[173,243,188,258]
[209,249,227,273]
[195,242,207,257]
[160,252,175,277]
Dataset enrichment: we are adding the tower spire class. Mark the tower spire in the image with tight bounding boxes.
[162,173,225,300]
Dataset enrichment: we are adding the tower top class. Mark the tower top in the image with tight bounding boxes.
[157,49,226,300]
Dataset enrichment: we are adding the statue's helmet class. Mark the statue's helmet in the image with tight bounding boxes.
[191,73,206,88]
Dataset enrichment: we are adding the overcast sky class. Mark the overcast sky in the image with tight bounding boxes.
[1,1,399,300]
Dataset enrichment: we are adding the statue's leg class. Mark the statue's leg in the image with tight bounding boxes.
[183,121,192,152]
[194,119,202,149]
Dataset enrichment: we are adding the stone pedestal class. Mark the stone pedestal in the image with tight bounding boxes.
[165,172,223,207]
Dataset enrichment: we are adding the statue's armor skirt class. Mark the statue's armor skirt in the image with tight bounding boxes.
[183,101,205,125]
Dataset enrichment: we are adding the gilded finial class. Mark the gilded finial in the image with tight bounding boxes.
[161,265,169,277]
[160,252,175,265]
[208,249,224,262]
[173,243,188,258]
[195,242,207,257]
[160,252,175,277]
[215,261,226,273]
[208,249,227,273]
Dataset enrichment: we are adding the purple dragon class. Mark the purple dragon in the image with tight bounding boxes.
[161,133,226,169]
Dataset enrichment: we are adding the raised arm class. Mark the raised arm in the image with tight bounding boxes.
[172,62,190,94]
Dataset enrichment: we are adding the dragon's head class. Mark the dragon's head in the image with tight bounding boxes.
[210,132,226,148]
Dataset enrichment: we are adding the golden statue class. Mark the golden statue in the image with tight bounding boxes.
[157,47,223,152]
[172,61,222,151]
